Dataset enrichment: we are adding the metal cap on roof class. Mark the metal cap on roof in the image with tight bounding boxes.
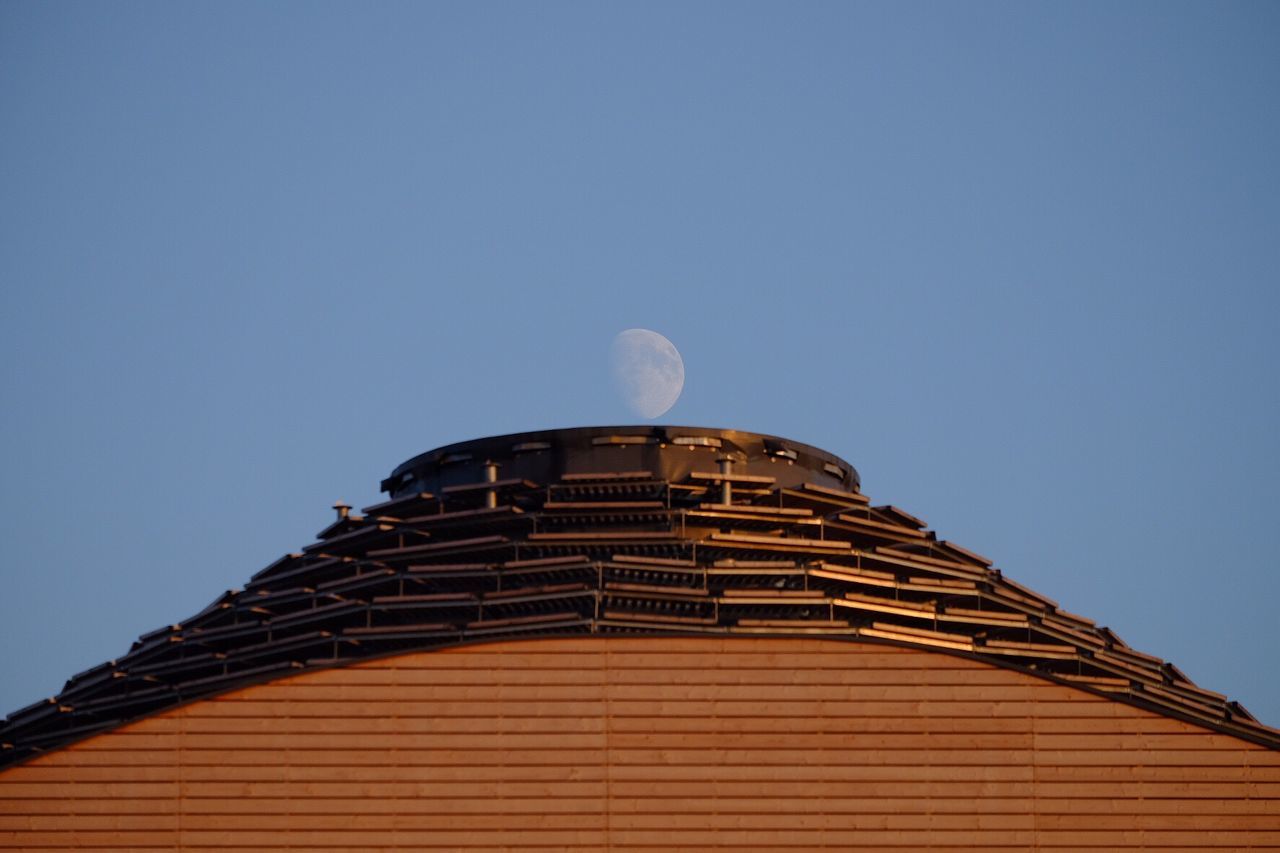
[382,426,859,498]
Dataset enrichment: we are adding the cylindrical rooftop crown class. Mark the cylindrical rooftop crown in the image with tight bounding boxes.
[383,426,859,498]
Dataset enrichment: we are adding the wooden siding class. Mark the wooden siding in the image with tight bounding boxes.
[2,635,1277,851]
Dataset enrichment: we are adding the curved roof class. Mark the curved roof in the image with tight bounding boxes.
[3,426,1277,766]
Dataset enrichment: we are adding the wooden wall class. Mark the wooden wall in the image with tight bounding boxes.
[2,635,1277,851]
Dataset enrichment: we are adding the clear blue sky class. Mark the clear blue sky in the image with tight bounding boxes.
[3,2,1278,726]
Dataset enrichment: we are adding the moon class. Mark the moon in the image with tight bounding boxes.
[610,329,685,419]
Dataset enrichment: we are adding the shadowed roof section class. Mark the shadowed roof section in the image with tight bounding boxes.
[3,425,1277,766]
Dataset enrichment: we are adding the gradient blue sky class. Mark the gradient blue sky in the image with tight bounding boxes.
[3,2,1278,726]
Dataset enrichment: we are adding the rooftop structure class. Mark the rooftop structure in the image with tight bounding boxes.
[5,425,1276,766]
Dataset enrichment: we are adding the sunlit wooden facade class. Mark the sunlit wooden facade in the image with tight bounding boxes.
[3,427,1277,849]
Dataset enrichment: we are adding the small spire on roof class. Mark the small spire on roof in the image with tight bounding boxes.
[333,501,351,521]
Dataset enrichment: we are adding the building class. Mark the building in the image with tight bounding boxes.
[2,426,1277,849]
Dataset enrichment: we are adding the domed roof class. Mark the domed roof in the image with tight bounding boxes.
[4,426,1276,766]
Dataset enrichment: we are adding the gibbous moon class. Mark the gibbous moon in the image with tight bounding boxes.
[610,329,685,419]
